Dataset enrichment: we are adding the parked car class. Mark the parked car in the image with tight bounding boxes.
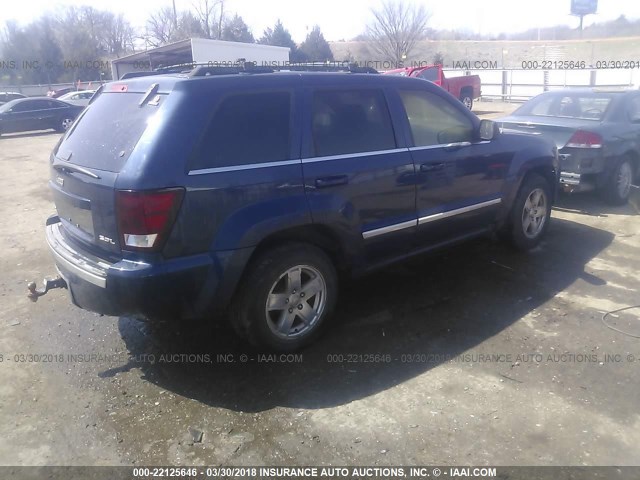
[58,90,96,107]
[498,89,640,204]
[47,87,82,98]
[0,92,27,105]
[41,67,558,351]
[384,65,481,110]
[0,97,84,136]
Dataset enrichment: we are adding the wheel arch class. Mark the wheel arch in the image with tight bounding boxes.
[247,224,351,276]
[624,150,640,181]
[460,86,474,97]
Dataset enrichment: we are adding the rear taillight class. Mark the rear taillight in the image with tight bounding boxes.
[116,188,184,252]
[565,130,603,149]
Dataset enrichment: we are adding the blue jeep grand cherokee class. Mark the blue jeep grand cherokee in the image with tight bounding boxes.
[44,66,559,350]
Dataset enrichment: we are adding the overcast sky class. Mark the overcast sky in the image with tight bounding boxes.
[2,0,640,42]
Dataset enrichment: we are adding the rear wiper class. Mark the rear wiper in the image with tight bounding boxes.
[52,161,101,179]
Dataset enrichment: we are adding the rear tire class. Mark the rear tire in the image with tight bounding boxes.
[506,173,552,251]
[56,117,74,133]
[460,92,473,110]
[229,243,338,351]
[601,156,634,205]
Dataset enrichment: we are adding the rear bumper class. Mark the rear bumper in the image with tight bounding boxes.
[559,150,606,193]
[559,171,601,193]
[45,217,252,320]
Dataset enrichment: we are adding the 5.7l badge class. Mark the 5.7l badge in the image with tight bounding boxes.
[98,235,116,245]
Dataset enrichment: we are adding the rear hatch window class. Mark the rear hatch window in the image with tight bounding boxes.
[56,92,161,172]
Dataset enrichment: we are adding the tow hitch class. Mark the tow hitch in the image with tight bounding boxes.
[27,277,67,302]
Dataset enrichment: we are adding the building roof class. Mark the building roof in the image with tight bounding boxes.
[112,39,193,66]
[112,38,290,68]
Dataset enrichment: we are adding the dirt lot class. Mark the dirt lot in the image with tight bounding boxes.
[1,114,639,469]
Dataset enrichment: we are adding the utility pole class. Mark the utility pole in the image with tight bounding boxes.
[218,1,224,39]
[172,0,178,31]
[579,14,584,38]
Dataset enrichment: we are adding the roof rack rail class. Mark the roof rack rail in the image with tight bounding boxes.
[120,71,171,80]
[120,62,379,80]
[189,62,379,77]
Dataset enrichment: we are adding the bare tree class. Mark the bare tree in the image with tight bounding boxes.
[145,7,178,47]
[366,0,431,63]
[193,0,224,39]
[145,7,206,48]
[104,13,137,56]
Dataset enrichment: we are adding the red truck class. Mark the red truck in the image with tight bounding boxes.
[384,64,481,110]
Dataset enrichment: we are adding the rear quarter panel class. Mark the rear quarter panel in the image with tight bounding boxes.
[115,75,310,258]
[498,132,559,219]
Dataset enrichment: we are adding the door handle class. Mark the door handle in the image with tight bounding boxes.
[420,162,445,172]
[315,175,348,188]
[443,141,472,152]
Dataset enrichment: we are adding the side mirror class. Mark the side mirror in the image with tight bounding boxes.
[479,119,498,141]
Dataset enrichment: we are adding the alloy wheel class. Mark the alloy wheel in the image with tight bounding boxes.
[265,265,327,339]
[522,188,548,239]
[617,161,633,200]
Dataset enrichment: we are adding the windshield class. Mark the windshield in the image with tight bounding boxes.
[513,93,616,121]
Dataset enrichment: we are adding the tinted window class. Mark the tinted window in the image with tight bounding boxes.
[627,96,640,121]
[10,101,39,112]
[399,90,473,146]
[47,100,65,109]
[312,90,396,157]
[190,92,291,171]
[416,68,439,82]
[21,100,51,111]
[56,92,160,172]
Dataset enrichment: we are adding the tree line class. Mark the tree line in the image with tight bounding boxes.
[4,0,630,86]
[0,1,335,85]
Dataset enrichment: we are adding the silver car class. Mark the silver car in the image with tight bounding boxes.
[58,90,96,107]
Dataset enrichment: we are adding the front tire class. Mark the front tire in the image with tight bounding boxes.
[601,156,634,205]
[230,243,338,351]
[507,174,552,251]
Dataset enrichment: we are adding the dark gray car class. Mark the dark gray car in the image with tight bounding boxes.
[0,97,84,136]
[498,89,640,204]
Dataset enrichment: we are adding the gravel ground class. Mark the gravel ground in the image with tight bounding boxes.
[0,123,639,470]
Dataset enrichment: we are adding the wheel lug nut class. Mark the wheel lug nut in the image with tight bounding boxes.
[298,304,303,310]
[288,308,293,313]
[300,293,305,298]
[285,299,289,304]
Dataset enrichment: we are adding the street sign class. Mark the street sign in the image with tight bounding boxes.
[571,0,597,16]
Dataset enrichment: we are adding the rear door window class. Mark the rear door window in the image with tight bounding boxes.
[311,90,396,157]
[12,101,41,112]
[190,91,292,171]
[56,92,161,172]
